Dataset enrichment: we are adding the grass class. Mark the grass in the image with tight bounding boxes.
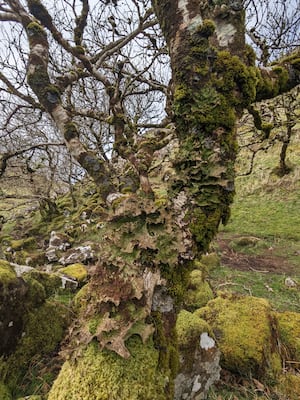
[209,265,300,312]
[207,110,300,397]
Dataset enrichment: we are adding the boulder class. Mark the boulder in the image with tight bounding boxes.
[174,310,221,400]
[197,293,281,378]
[0,260,28,355]
[58,245,95,265]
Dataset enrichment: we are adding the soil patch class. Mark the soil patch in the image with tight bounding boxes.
[216,234,297,275]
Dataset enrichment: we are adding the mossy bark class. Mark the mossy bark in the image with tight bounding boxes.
[8,1,300,399]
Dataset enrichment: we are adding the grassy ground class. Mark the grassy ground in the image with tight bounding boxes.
[206,112,300,399]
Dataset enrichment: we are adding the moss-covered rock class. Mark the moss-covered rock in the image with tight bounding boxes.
[58,263,87,282]
[0,259,17,284]
[9,237,36,251]
[276,311,300,361]
[3,300,69,394]
[0,382,12,400]
[23,276,46,308]
[23,270,61,297]
[176,310,212,349]
[0,260,28,355]
[197,294,280,377]
[48,336,166,400]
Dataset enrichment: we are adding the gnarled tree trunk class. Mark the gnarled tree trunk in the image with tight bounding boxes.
[3,1,299,399]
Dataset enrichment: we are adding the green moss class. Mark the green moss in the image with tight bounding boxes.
[184,269,214,310]
[48,336,166,400]
[276,311,300,361]
[73,284,89,313]
[59,263,87,282]
[9,237,36,251]
[196,19,215,37]
[16,301,67,358]
[198,294,278,376]
[200,253,220,270]
[23,270,61,298]
[4,301,69,392]
[23,277,46,308]
[276,373,300,400]
[26,21,46,38]
[176,310,212,348]
[88,315,103,335]
[0,382,11,400]
[0,260,16,284]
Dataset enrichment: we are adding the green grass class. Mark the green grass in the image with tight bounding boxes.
[222,193,300,240]
[209,265,300,312]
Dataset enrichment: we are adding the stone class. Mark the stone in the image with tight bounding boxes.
[58,245,95,265]
[174,310,221,400]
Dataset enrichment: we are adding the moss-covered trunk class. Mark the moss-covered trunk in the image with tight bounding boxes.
[44,2,300,399]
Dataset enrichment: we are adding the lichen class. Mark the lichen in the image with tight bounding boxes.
[48,336,166,400]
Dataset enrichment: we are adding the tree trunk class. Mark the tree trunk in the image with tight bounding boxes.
[45,2,300,399]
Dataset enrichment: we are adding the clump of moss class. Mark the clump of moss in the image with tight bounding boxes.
[0,382,11,400]
[176,310,212,348]
[184,270,214,310]
[0,260,17,285]
[276,373,300,400]
[199,253,220,270]
[198,294,279,377]
[276,311,300,361]
[23,270,61,298]
[59,263,87,283]
[73,283,89,313]
[23,276,46,308]
[3,301,69,393]
[48,336,166,400]
[9,237,36,251]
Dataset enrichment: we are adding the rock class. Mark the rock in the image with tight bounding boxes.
[10,263,34,277]
[45,231,71,262]
[0,260,28,355]
[152,285,174,313]
[174,310,221,400]
[58,263,88,283]
[284,277,297,288]
[59,245,95,265]
[45,247,58,263]
[197,294,281,378]
[48,231,71,251]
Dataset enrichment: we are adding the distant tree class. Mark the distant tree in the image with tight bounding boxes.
[0,1,299,398]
